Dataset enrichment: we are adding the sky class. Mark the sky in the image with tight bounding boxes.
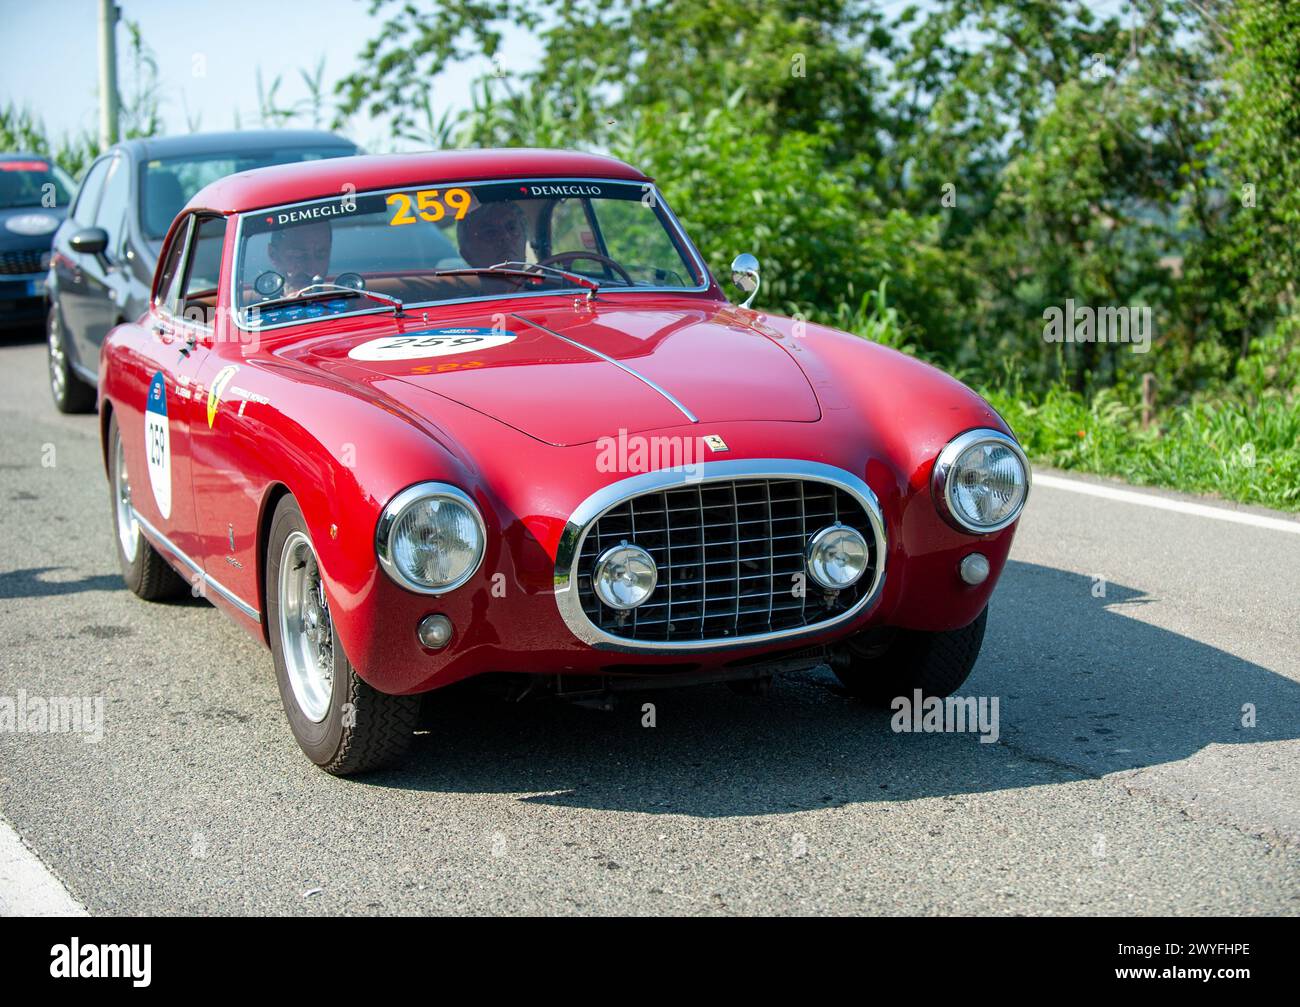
[0,0,540,152]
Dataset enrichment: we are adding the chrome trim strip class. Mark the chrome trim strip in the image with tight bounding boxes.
[374,481,487,595]
[553,459,888,652]
[130,508,261,620]
[511,314,699,423]
[227,176,713,334]
[931,428,1032,534]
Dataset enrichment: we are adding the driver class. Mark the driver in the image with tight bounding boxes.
[457,201,527,269]
[268,219,333,295]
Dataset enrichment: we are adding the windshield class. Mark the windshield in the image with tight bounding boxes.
[233,178,706,327]
[139,147,354,240]
[0,158,73,209]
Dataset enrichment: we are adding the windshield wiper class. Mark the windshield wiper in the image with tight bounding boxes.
[432,263,601,301]
[429,266,550,285]
[492,261,603,297]
[246,285,405,320]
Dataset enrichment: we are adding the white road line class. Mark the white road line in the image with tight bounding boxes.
[0,817,87,917]
[1033,473,1300,535]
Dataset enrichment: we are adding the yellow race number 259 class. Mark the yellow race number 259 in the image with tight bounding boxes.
[387,188,472,226]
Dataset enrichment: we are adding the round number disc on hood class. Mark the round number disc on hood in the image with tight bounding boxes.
[348,327,516,361]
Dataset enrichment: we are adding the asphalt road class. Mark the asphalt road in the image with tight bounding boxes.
[1,331,1297,916]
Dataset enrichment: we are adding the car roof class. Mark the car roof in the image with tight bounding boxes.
[186,149,652,214]
[113,129,356,161]
[0,152,59,163]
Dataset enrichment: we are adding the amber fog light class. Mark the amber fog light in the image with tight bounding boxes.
[418,614,454,649]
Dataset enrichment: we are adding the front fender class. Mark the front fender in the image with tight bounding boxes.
[758,317,1023,632]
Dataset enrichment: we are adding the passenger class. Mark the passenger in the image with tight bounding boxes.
[457,201,527,269]
[267,220,333,296]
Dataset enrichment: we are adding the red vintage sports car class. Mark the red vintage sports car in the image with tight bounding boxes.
[100,149,1029,774]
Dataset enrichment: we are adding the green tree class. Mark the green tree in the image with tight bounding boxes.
[339,0,1286,401]
[1213,0,1300,350]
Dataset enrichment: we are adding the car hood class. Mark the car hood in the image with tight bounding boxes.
[287,298,822,446]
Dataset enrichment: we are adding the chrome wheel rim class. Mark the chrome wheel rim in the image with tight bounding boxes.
[47,313,66,403]
[278,530,335,723]
[112,433,139,560]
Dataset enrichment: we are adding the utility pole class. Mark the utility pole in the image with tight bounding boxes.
[98,0,120,150]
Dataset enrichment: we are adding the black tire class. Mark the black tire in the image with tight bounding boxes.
[107,413,189,600]
[832,606,988,706]
[48,306,96,414]
[266,494,419,775]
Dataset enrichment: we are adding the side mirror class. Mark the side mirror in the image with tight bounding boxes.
[69,227,109,256]
[730,253,760,309]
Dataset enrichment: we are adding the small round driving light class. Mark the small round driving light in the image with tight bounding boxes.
[592,543,657,610]
[806,524,869,590]
[417,614,454,649]
[959,553,990,586]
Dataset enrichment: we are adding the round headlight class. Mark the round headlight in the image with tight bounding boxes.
[376,483,485,594]
[592,542,657,610]
[934,430,1030,533]
[806,524,869,590]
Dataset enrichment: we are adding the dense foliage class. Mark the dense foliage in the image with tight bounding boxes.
[334,0,1299,506]
[5,1,1296,507]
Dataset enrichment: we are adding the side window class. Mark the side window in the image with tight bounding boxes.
[154,216,192,316]
[92,155,131,253]
[70,157,111,227]
[178,216,227,327]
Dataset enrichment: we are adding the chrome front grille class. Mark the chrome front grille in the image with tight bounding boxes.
[567,472,883,646]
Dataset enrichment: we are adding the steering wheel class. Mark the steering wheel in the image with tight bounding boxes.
[538,251,635,286]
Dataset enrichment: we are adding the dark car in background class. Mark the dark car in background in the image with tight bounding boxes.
[47,129,358,412]
[0,154,75,331]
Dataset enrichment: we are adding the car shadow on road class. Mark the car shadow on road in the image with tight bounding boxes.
[0,564,217,606]
[0,566,125,599]
[359,559,1299,817]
